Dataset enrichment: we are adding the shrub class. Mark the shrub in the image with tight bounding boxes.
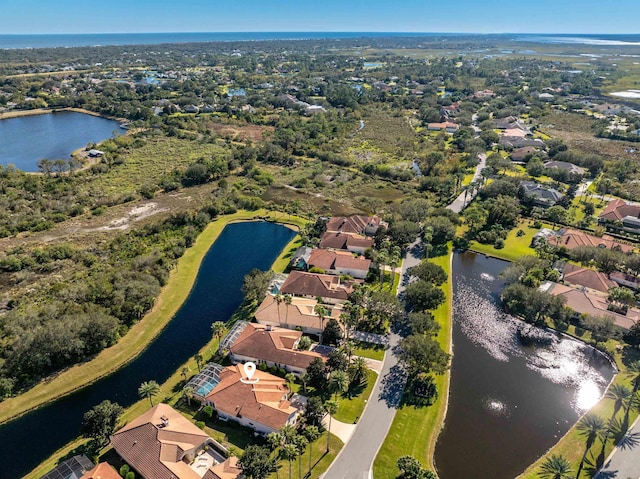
[195,421,206,429]
[119,464,130,477]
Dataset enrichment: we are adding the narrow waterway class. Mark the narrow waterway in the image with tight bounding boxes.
[0,221,296,479]
[434,252,615,479]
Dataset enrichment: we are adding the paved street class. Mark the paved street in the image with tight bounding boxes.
[446,153,486,214]
[321,239,423,479]
[596,415,640,479]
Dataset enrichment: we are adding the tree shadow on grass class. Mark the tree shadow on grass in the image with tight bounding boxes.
[378,364,407,408]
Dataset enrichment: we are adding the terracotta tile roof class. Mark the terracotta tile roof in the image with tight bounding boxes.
[111,404,233,479]
[325,215,379,235]
[546,282,637,329]
[426,121,459,130]
[307,249,371,273]
[254,294,343,332]
[280,271,360,301]
[600,199,640,222]
[556,228,633,252]
[230,323,324,370]
[511,146,537,160]
[319,231,374,251]
[80,463,121,479]
[209,457,242,479]
[610,271,640,284]
[205,365,297,431]
[562,263,616,293]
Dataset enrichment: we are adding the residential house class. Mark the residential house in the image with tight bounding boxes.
[426,121,459,133]
[511,146,538,162]
[559,263,616,294]
[319,231,373,254]
[280,270,360,304]
[88,149,104,157]
[554,228,633,253]
[531,228,557,247]
[544,161,586,176]
[202,364,302,435]
[111,403,241,479]
[254,294,343,334]
[520,181,563,207]
[80,463,121,479]
[495,116,530,133]
[223,321,326,376]
[289,245,313,270]
[307,249,371,279]
[40,455,94,479]
[499,136,545,149]
[540,281,637,329]
[537,92,555,102]
[325,215,386,236]
[599,199,640,232]
[610,272,640,291]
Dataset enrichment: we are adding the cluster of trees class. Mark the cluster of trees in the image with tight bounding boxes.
[305,345,369,399]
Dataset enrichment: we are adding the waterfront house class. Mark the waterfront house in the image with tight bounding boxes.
[40,455,94,479]
[202,364,303,435]
[599,199,640,232]
[288,245,313,270]
[280,270,360,304]
[111,403,241,479]
[80,463,121,479]
[319,231,373,254]
[222,321,326,376]
[325,215,386,236]
[553,228,633,253]
[307,249,371,279]
[254,294,343,334]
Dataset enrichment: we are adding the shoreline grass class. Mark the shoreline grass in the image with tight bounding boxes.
[372,245,453,478]
[0,209,301,426]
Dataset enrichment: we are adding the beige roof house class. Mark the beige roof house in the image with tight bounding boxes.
[555,228,633,253]
[255,294,343,334]
[80,463,121,479]
[319,231,374,252]
[307,249,371,279]
[561,263,616,293]
[110,404,241,479]
[599,199,640,223]
[205,365,299,434]
[325,215,385,236]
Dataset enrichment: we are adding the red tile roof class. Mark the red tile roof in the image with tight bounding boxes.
[280,271,360,301]
[600,199,640,222]
[319,231,373,251]
[557,228,633,253]
[230,323,324,370]
[80,463,121,479]
[325,215,380,235]
[562,264,616,293]
[205,365,297,431]
[307,249,371,273]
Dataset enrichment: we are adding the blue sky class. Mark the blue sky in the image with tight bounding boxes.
[2,0,638,35]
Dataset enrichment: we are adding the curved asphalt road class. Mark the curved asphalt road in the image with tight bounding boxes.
[321,239,423,479]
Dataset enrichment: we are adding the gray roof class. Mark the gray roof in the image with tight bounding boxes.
[39,455,94,479]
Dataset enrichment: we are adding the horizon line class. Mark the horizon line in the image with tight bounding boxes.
[1,31,637,36]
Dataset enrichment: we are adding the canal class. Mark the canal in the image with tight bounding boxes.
[0,221,296,479]
[434,252,616,479]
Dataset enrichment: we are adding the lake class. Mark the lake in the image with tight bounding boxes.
[434,252,616,479]
[0,111,125,172]
[0,221,296,479]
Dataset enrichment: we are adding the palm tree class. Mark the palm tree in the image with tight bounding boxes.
[323,400,338,452]
[423,226,433,261]
[138,380,160,407]
[606,383,633,428]
[300,373,310,394]
[293,435,308,479]
[389,246,401,287]
[340,340,355,362]
[280,443,298,479]
[538,454,572,479]
[181,365,190,383]
[285,373,296,398]
[284,294,292,326]
[376,249,389,285]
[182,386,193,406]
[302,425,320,476]
[576,413,606,478]
[348,357,369,386]
[625,360,640,395]
[275,294,284,325]
[211,321,226,350]
[314,305,328,344]
[328,370,349,400]
[266,432,283,479]
[195,353,204,371]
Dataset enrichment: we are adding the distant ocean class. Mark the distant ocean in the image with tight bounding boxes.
[0,32,462,49]
[1,32,640,50]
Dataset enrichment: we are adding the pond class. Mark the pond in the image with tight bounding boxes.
[434,252,616,479]
[0,221,296,479]
[0,111,125,172]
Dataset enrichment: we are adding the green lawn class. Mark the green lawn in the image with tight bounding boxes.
[369,271,401,293]
[373,247,453,478]
[352,341,386,361]
[468,219,552,262]
[267,432,343,479]
[334,369,378,423]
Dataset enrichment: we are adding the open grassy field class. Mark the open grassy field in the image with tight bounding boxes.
[334,369,379,424]
[0,209,298,426]
[373,247,452,478]
[467,219,553,262]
